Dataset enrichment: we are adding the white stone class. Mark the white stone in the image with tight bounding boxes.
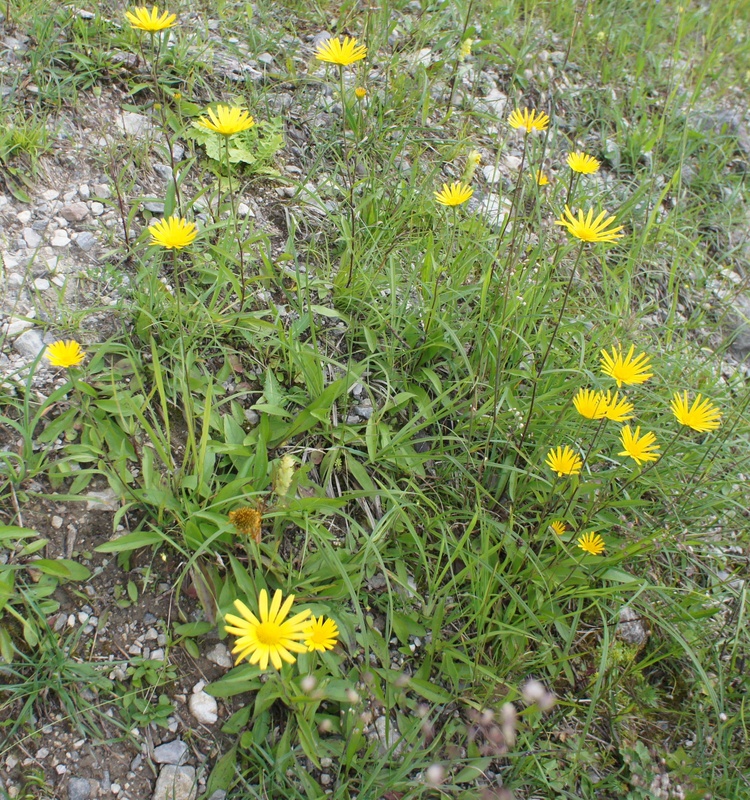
[60,202,90,222]
[5,317,34,337]
[84,488,120,511]
[41,189,59,201]
[504,155,522,170]
[12,329,45,360]
[118,111,151,138]
[152,739,189,765]
[188,689,218,725]
[23,228,42,248]
[90,202,104,215]
[16,209,32,223]
[50,229,71,247]
[151,766,196,800]
[34,278,51,291]
[79,184,90,200]
[205,643,233,669]
[482,165,503,184]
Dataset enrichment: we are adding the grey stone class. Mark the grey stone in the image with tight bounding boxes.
[352,405,373,420]
[13,328,45,360]
[144,201,165,213]
[153,164,174,181]
[33,278,51,291]
[17,209,32,223]
[84,488,120,511]
[118,111,151,139]
[724,292,750,357]
[68,777,92,800]
[482,164,503,185]
[207,792,226,800]
[50,229,71,247]
[41,189,59,201]
[75,232,97,251]
[153,739,189,765]
[368,715,404,756]
[5,317,34,337]
[60,202,89,222]
[151,766,196,800]
[79,184,90,200]
[205,643,233,669]
[617,606,648,646]
[90,202,104,215]
[188,688,218,725]
[23,227,42,248]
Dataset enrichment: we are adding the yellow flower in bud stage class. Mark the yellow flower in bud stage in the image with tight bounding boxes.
[463,150,481,182]
[602,390,634,422]
[434,181,473,206]
[149,216,198,249]
[545,445,583,477]
[459,38,473,60]
[573,388,608,420]
[304,616,339,652]
[315,36,367,66]
[555,205,624,243]
[508,107,550,132]
[600,345,653,388]
[46,340,86,368]
[567,151,600,174]
[197,105,255,137]
[618,425,660,466]
[224,589,311,670]
[670,392,721,433]
[273,455,296,498]
[550,520,567,536]
[577,532,605,555]
[125,5,176,32]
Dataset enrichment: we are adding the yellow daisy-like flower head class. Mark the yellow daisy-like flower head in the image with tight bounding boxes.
[224,589,312,670]
[508,107,550,133]
[577,532,605,556]
[125,5,176,32]
[600,345,653,388]
[535,170,549,186]
[670,392,721,433]
[555,205,624,243]
[46,340,86,368]
[545,445,583,477]
[354,86,367,99]
[315,36,367,66]
[149,216,198,250]
[228,507,263,543]
[618,425,660,466]
[573,388,608,420]
[197,105,255,137]
[602,390,634,422]
[434,181,473,207]
[550,520,567,536]
[304,615,339,652]
[566,151,600,174]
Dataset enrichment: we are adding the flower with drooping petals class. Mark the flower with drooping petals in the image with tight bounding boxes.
[602,390,634,422]
[546,445,583,477]
[535,170,549,185]
[197,105,255,137]
[304,615,339,652]
[567,151,600,174]
[315,36,367,66]
[550,520,567,536]
[573,388,608,420]
[149,216,198,249]
[577,532,605,555]
[618,425,660,466]
[125,5,176,32]
[46,340,86,368]
[508,107,550,132]
[600,345,653,388]
[224,589,311,670]
[671,392,721,432]
[555,205,624,243]
[434,181,473,206]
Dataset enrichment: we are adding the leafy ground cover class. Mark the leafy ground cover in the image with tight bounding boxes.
[2,0,750,798]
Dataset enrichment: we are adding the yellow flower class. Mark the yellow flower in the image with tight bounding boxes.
[602,390,634,422]
[125,5,176,32]
[197,105,255,137]
[46,340,86,368]
[273,455,296,497]
[354,86,367,99]
[224,589,312,670]
[577,532,605,556]
[600,345,653,388]
[229,507,263,543]
[508,107,550,133]
[550,520,567,536]
[573,388,608,420]
[670,392,721,433]
[555,205,624,243]
[618,425,660,466]
[304,615,339,652]
[459,38,473,60]
[434,181,473,207]
[315,36,367,66]
[149,216,198,249]
[535,170,549,186]
[566,151,600,174]
[546,445,583,477]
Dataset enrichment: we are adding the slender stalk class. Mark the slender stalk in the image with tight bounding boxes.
[445,0,475,112]
[517,242,586,453]
[224,135,246,308]
[338,65,358,288]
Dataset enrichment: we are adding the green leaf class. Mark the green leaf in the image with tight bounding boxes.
[296,714,322,769]
[173,621,214,637]
[206,744,238,793]
[95,529,164,553]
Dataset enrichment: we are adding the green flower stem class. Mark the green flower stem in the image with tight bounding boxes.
[224,134,247,308]
[517,241,586,453]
